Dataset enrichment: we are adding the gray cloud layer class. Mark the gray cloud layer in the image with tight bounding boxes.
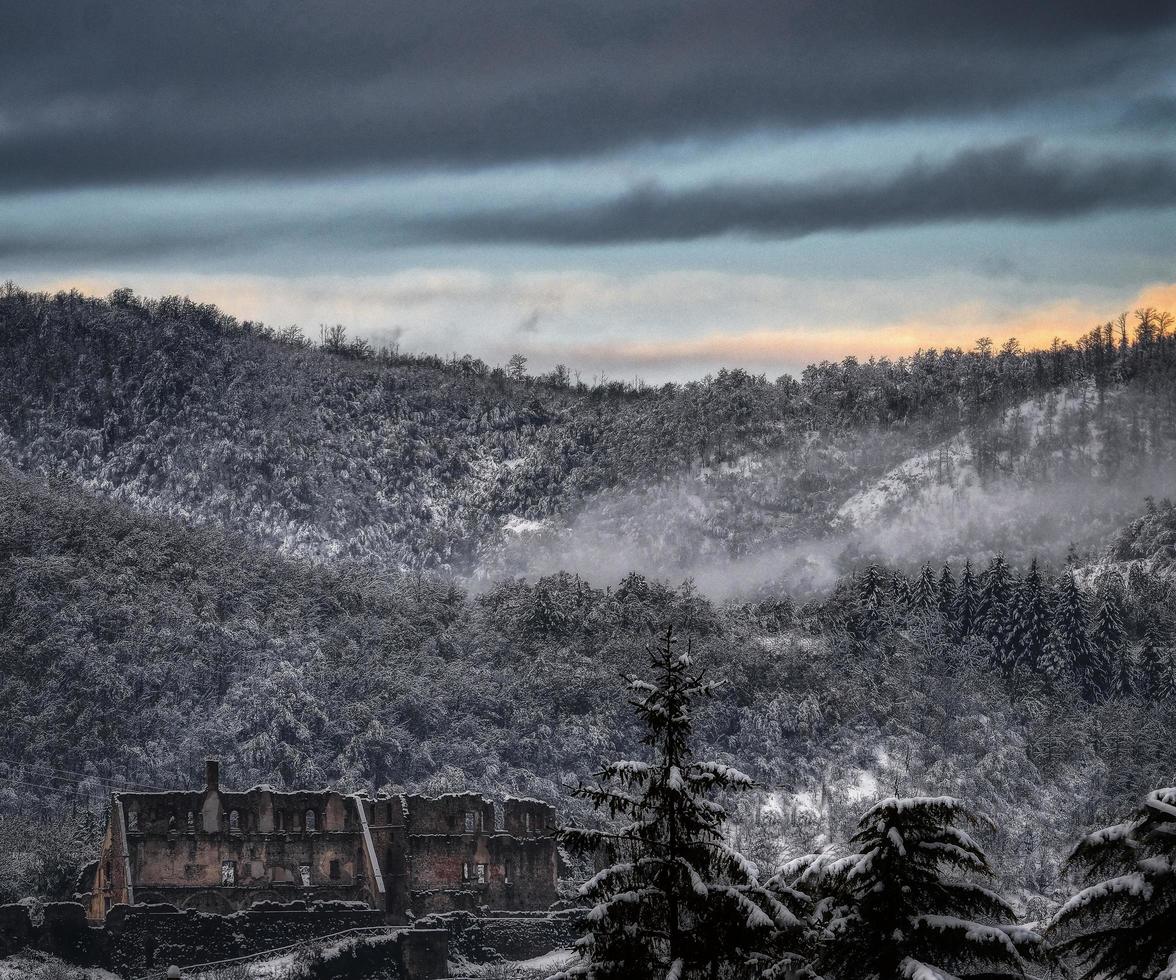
[2,0,1175,190]
[6,142,1176,261]
[427,142,1176,245]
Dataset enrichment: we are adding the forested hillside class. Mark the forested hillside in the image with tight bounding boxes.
[5,285,1174,585]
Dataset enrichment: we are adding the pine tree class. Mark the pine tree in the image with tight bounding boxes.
[911,564,938,616]
[816,797,1040,980]
[954,560,980,638]
[1089,585,1125,700]
[890,570,912,612]
[1039,628,1072,683]
[859,563,887,611]
[977,554,1012,631]
[855,563,889,642]
[761,855,824,979]
[937,562,956,621]
[1159,643,1176,704]
[1131,620,1168,699]
[979,556,1016,670]
[1105,644,1136,701]
[1008,559,1051,673]
[1049,786,1176,978]
[558,626,797,980]
[1051,572,1094,695]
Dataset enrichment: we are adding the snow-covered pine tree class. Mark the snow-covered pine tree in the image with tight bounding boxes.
[1040,628,1072,684]
[891,570,912,611]
[854,563,890,642]
[980,556,1017,671]
[859,563,888,611]
[1089,584,1125,700]
[558,626,799,980]
[816,797,1040,980]
[937,563,956,621]
[911,564,938,616]
[1131,619,1167,699]
[977,554,1012,631]
[1048,786,1176,978]
[954,560,980,638]
[1160,641,1176,704]
[760,854,824,979]
[1051,571,1094,696]
[1008,559,1050,674]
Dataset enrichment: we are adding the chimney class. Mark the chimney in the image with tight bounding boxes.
[205,758,220,792]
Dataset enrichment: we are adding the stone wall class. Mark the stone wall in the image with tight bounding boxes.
[103,903,386,975]
[0,899,450,979]
[0,904,34,959]
[420,909,583,964]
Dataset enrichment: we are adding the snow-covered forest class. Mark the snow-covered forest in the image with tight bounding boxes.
[2,285,1176,972]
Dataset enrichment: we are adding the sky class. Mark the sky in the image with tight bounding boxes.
[3,1,1176,381]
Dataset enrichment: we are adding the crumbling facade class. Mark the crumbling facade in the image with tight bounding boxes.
[84,760,559,923]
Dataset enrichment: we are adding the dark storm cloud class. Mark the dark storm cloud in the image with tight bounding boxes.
[6,142,1176,262]
[1120,95,1176,129]
[416,142,1176,245]
[2,0,1175,190]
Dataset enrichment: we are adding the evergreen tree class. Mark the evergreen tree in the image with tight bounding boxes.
[1051,572,1094,695]
[1105,644,1136,701]
[1131,620,1168,699]
[1089,585,1125,700]
[1039,628,1072,684]
[977,554,1012,631]
[1159,643,1176,705]
[911,564,938,616]
[954,560,980,638]
[937,562,956,620]
[817,797,1040,980]
[979,556,1016,670]
[890,571,912,611]
[761,855,824,979]
[559,626,796,980]
[854,563,890,642]
[1008,559,1051,673]
[1049,786,1176,978]
[859,563,887,610]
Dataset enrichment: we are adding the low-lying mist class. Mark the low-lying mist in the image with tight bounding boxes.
[476,458,1176,600]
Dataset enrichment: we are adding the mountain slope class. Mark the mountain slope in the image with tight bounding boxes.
[10,286,1173,584]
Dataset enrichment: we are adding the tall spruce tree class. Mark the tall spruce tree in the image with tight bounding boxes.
[891,570,912,611]
[816,797,1039,980]
[911,564,938,616]
[1050,572,1095,696]
[1049,786,1176,978]
[1008,559,1051,674]
[954,560,980,639]
[1131,620,1168,700]
[855,563,890,642]
[558,626,797,980]
[1040,628,1072,684]
[1089,585,1125,700]
[979,556,1016,670]
[977,555,1012,631]
[859,563,888,611]
[937,563,956,621]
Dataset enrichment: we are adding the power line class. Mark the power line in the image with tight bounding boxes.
[0,756,168,790]
[0,756,169,792]
[0,774,107,798]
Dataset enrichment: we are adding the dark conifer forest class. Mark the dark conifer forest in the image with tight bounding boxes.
[2,285,1176,973]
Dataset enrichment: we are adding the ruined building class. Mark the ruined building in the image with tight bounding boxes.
[84,760,559,923]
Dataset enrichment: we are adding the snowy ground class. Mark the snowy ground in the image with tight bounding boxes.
[451,948,575,979]
[0,952,121,979]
